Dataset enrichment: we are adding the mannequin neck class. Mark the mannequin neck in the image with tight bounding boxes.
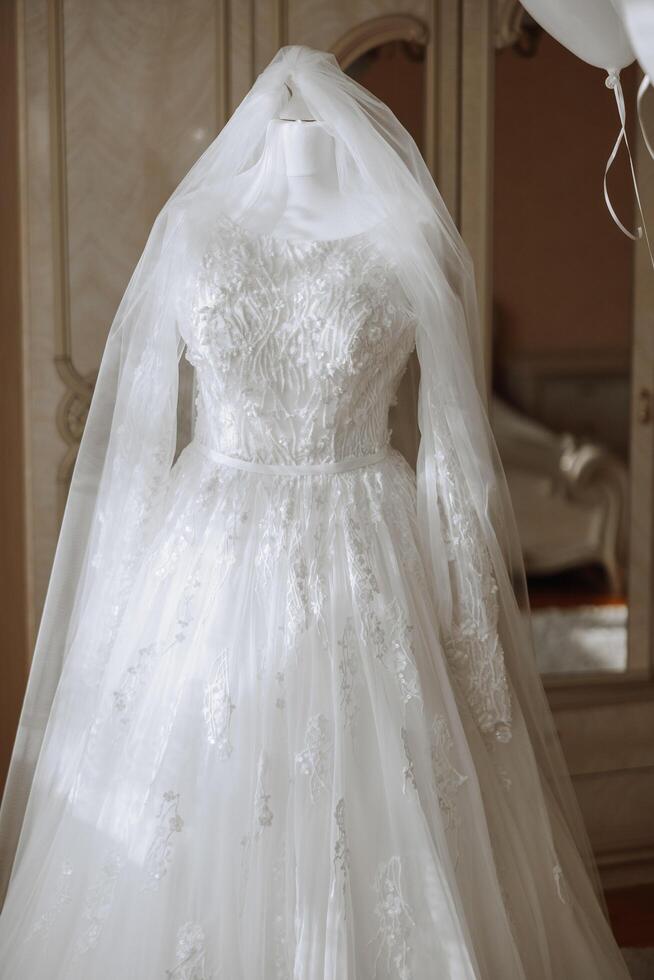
[278,120,339,208]
[261,118,368,239]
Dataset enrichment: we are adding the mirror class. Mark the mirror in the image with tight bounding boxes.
[493,20,636,676]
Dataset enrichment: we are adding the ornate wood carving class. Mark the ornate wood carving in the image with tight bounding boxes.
[494,0,526,50]
[331,14,428,71]
[47,0,230,505]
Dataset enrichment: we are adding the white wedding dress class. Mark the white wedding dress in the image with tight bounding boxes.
[0,212,629,978]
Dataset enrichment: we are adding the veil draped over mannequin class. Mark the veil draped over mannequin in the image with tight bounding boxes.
[0,46,601,906]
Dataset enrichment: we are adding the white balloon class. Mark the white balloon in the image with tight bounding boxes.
[612,0,654,80]
[521,0,634,72]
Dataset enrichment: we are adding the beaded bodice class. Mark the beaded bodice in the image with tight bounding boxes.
[184,215,417,465]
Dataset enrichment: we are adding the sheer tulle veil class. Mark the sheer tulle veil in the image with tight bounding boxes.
[0,45,601,908]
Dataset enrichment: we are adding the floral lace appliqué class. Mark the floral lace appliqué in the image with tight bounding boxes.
[431,716,467,831]
[433,436,512,743]
[256,752,274,828]
[144,790,184,885]
[74,852,124,957]
[379,598,421,705]
[186,214,416,468]
[203,648,235,758]
[28,862,74,942]
[338,619,359,728]
[401,727,417,794]
[166,922,212,980]
[334,798,350,891]
[295,713,331,802]
[373,856,414,980]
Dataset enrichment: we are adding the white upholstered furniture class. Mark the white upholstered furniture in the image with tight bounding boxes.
[492,398,628,592]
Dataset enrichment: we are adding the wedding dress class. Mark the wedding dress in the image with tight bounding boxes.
[0,46,629,979]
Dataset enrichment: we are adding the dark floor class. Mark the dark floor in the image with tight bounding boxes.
[528,563,625,610]
[607,884,654,947]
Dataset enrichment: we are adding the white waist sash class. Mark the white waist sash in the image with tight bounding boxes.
[189,441,390,476]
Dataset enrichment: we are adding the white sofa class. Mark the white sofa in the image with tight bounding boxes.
[492,398,628,592]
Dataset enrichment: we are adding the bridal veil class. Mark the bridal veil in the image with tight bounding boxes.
[0,46,602,922]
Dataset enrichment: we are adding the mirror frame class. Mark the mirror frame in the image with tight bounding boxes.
[494,1,654,701]
[332,1,654,704]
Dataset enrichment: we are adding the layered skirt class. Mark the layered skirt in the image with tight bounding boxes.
[0,443,628,978]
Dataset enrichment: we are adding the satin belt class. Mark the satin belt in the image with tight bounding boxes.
[190,441,390,475]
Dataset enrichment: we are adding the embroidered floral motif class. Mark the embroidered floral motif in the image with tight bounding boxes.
[401,727,417,794]
[373,856,414,980]
[430,716,467,831]
[257,493,295,587]
[238,833,252,919]
[74,852,124,956]
[495,761,513,792]
[378,599,421,705]
[272,842,289,979]
[110,573,202,737]
[187,213,416,467]
[256,753,274,828]
[144,791,184,885]
[338,619,359,728]
[344,513,380,610]
[166,922,211,979]
[203,648,235,758]
[553,862,569,905]
[285,537,311,647]
[433,436,512,742]
[28,862,74,941]
[333,798,350,889]
[295,714,331,802]
[112,643,157,727]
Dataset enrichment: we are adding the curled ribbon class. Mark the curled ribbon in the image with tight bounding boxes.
[604,70,654,271]
[637,73,654,160]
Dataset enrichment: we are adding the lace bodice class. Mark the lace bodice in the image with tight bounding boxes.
[183,215,417,465]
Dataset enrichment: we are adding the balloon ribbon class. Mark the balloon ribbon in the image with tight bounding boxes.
[604,70,654,271]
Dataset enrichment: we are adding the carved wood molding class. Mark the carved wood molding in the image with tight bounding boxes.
[47,0,231,505]
[495,0,527,50]
[48,0,93,507]
[216,0,230,128]
[329,7,440,201]
[276,0,288,52]
[331,14,429,71]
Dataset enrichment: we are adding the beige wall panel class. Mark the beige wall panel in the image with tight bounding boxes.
[254,0,285,70]
[556,700,654,776]
[287,0,429,51]
[229,0,255,109]
[23,0,63,640]
[22,0,221,623]
[574,768,654,856]
[629,79,654,674]
[62,0,219,376]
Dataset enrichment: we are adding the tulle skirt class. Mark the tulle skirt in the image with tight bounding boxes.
[0,443,628,978]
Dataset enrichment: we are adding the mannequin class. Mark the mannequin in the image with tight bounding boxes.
[268,84,374,240]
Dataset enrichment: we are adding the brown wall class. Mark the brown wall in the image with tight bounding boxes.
[494,32,636,359]
[0,0,28,791]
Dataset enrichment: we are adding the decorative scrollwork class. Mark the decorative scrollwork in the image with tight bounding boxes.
[496,1,525,49]
[332,15,429,73]
[55,359,95,502]
[495,1,542,56]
